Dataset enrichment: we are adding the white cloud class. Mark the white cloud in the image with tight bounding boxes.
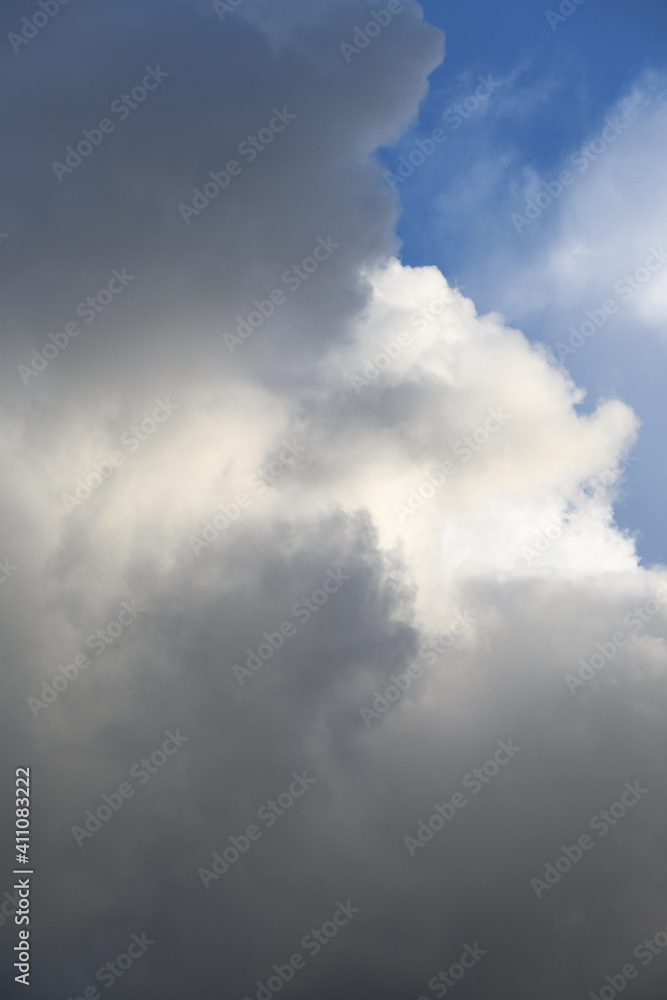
[501,71,667,334]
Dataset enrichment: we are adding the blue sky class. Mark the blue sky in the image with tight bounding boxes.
[382,0,667,566]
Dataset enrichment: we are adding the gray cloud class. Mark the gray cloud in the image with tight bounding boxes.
[1,2,666,999]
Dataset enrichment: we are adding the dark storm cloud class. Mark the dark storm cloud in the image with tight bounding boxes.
[0,0,442,400]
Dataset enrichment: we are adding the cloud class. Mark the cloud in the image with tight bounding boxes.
[426,65,667,339]
[1,2,666,998]
[507,71,667,333]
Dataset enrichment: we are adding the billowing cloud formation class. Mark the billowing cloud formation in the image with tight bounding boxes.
[1,2,666,998]
[504,71,667,334]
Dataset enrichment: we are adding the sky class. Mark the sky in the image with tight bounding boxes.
[1,1,667,999]
[388,0,667,564]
